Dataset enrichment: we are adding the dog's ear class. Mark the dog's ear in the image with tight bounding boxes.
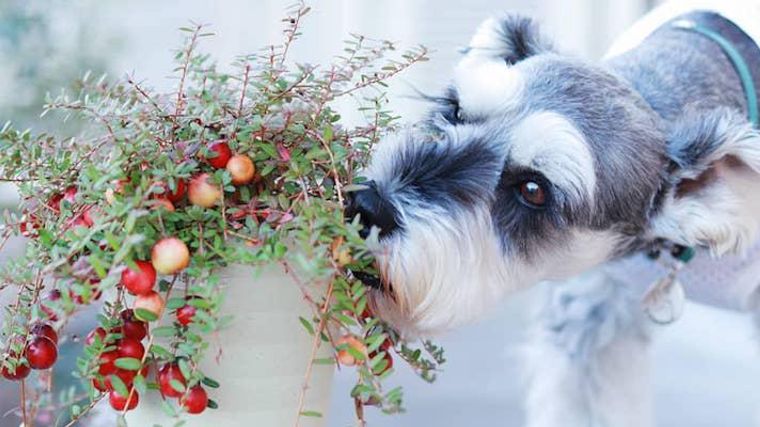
[465,14,554,64]
[651,108,760,255]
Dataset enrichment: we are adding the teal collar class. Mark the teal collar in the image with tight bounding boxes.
[673,19,759,127]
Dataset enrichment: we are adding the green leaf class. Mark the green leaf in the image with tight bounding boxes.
[201,376,220,388]
[166,297,186,310]
[133,374,147,394]
[365,333,387,352]
[134,308,158,322]
[160,399,178,417]
[298,316,314,335]
[169,379,186,394]
[177,358,192,379]
[259,143,278,159]
[300,410,322,418]
[151,326,176,337]
[350,383,373,397]
[114,357,142,371]
[322,126,333,144]
[149,344,172,359]
[346,346,365,362]
[188,298,211,309]
[109,374,129,397]
[88,254,107,278]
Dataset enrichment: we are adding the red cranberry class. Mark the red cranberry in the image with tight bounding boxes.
[63,186,77,204]
[1,360,31,381]
[30,323,58,344]
[47,193,63,212]
[19,215,40,237]
[120,310,147,341]
[108,389,139,411]
[151,237,190,275]
[46,186,76,212]
[181,385,209,414]
[133,290,166,320]
[66,214,91,230]
[120,260,157,296]
[158,363,186,398]
[92,377,109,392]
[81,207,95,226]
[359,306,373,322]
[117,337,145,360]
[206,141,232,169]
[25,336,58,369]
[98,351,119,376]
[176,304,196,326]
[166,179,186,203]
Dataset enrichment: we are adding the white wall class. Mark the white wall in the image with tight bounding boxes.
[88,0,653,122]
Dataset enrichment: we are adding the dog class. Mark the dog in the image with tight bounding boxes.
[347,2,760,426]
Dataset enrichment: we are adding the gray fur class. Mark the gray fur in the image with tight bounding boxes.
[607,11,760,121]
[514,55,667,236]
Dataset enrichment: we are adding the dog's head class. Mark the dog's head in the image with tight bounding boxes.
[349,15,760,335]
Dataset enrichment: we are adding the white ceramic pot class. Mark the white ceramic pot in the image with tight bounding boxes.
[126,264,334,427]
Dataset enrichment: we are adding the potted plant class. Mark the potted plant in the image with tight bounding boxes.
[0,3,444,426]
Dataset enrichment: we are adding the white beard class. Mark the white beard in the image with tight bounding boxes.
[370,202,539,337]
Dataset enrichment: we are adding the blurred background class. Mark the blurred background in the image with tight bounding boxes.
[0,0,758,426]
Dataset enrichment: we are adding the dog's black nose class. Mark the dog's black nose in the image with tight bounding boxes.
[345,181,400,238]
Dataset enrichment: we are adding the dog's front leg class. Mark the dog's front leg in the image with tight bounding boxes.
[523,268,653,427]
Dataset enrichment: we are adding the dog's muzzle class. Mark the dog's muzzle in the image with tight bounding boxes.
[345,180,400,238]
[345,180,399,291]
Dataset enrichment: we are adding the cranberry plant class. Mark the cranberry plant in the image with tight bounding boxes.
[0,3,444,426]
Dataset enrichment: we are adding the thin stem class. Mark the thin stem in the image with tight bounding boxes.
[62,395,105,427]
[279,2,307,67]
[20,379,28,427]
[293,280,334,427]
[219,190,228,240]
[353,397,366,427]
[237,64,250,117]
[0,177,37,182]
[334,47,428,98]
[171,24,203,142]
[127,76,167,115]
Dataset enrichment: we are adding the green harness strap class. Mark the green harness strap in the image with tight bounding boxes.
[673,19,759,127]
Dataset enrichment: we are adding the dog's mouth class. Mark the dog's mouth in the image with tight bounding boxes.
[351,269,394,295]
[352,270,381,288]
[352,269,383,289]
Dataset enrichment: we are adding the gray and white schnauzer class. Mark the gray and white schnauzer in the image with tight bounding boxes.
[348,4,760,427]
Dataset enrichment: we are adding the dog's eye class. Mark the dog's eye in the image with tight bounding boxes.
[440,96,463,125]
[517,180,546,207]
[455,105,465,122]
[442,102,464,125]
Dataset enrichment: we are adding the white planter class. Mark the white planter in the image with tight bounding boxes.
[126,264,334,426]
